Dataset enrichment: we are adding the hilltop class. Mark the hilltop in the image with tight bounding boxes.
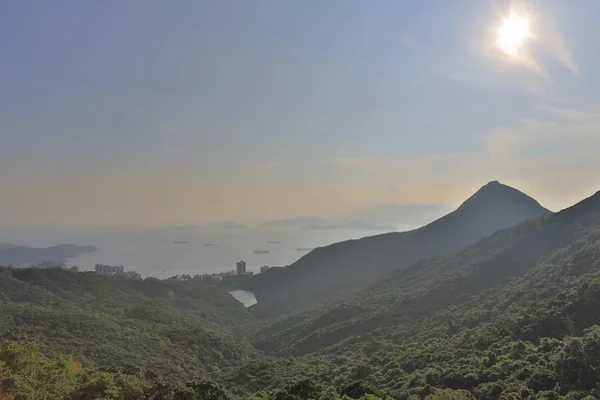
[244,181,550,317]
[219,189,600,398]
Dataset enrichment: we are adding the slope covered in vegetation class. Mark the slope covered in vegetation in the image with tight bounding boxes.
[245,181,550,317]
[218,191,600,399]
[0,268,259,379]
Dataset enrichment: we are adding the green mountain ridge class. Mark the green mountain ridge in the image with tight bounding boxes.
[252,190,600,356]
[217,189,600,398]
[245,181,550,317]
[0,268,259,379]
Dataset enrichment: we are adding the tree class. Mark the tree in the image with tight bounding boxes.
[274,379,322,400]
[0,341,77,400]
[340,382,381,399]
[425,389,475,400]
[174,380,230,400]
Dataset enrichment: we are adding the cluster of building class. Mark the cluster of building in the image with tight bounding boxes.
[197,260,258,284]
[27,259,283,283]
[94,264,141,280]
[200,260,252,284]
[197,261,287,285]
[24,261,141,280]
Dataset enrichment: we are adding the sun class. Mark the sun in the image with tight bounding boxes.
[497,12,531,56]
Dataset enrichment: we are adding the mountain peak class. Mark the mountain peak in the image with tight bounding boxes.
[456,181,549,216]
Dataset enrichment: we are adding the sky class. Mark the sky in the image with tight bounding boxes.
[2,0,600,227]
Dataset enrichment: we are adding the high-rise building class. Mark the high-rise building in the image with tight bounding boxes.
[260,265,270,274]
[236,260,246,275]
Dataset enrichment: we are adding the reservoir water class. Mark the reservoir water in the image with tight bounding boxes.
[229,290,257,308]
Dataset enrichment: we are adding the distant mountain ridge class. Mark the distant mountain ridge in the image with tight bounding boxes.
[0,244,97,266]
[243,181,550,317]
[249,185,600,359]
[217,186,600,399]
[302,220,398,231]
[261,204,450,230]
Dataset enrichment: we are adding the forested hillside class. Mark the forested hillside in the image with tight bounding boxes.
[245,181,549,317]
[218,190,600,399]
[0,268,259,379]
[252,189,600,357]
[4,189,600,399]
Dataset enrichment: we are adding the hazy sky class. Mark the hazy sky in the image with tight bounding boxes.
[2,0,600,227]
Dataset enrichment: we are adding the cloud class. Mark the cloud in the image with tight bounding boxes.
[518,118,557,129]
[480,103,600,174]
[498,34,576,78]
[261,216,325,227]
[546,33,578,74]
[518,51,546,77]
[332,154,458,172]
[538,104,595,120]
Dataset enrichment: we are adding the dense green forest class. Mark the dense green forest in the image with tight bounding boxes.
[3,188,600,399]
[0,268,259,379]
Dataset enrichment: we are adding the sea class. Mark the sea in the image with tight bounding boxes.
[0,224,419,279]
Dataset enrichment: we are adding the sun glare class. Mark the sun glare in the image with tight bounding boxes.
[497,12,531,56]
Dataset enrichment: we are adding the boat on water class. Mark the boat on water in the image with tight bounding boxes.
[253,250,270,254]
[268,241,281,244]
[297,247,314,252]
[204,243,216,247]
[173,240,190,245]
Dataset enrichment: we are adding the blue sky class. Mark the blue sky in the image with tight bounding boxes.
[2,0,600,227]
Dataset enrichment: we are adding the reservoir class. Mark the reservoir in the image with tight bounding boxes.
[229,290,257,308]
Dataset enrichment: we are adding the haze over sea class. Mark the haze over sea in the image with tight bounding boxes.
[0,225,419,279]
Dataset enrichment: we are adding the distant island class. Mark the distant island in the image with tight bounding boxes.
[0,243,15,251]
[261,216,325,227]
[302,220,397,231]
[171,224,201,230]
[219,221,248,230]
[0,244,97,266]
[296,247,315,252]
